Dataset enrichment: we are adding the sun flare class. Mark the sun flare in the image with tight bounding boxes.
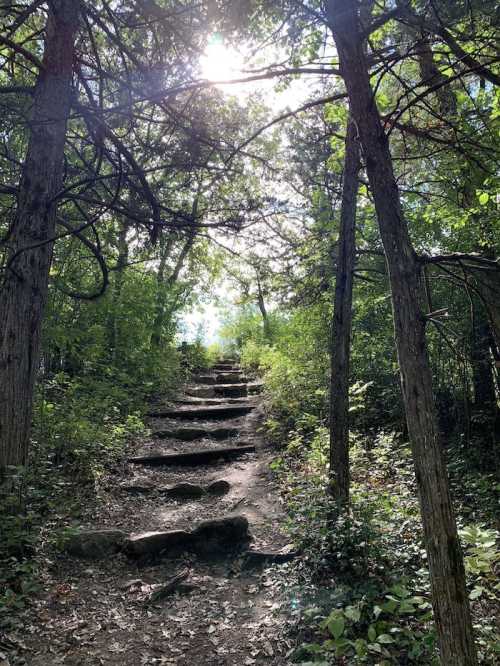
[200,38,244,82]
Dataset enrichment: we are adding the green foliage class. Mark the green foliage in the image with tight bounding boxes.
[272,429,500,664]
[0,468,44,625]
[33,373,147,480]
[219,303,274,353]
[236,302,330,433]
[295,582,437,664]
[459,525,499,601]
[179,339,213,374]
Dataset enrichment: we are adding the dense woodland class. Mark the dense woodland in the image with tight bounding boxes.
[0,1,499,664]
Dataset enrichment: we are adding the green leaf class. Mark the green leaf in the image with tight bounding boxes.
[368,642,383,653]
[390,584,410,598]
[368,625,377,641]
[327,613,345,639]
[478,192,489,205]
[377,634,395,644]
[354,638,368,657]
[469,586,484,600]
[344,605,361,622]
[382,598,398,614]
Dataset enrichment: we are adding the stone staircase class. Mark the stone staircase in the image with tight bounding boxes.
[63,360,292,563]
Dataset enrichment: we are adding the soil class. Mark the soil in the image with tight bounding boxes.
[8,365,298,665]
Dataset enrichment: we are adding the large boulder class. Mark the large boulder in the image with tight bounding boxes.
[191,516,251,556]
[63,529,127,559]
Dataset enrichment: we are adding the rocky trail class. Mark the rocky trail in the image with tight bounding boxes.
[13,362,297,666]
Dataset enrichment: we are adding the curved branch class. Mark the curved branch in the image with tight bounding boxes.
[53,217,109,300]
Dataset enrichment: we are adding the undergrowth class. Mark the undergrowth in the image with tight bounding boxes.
[0,342,211,629]
[271,425,500,664]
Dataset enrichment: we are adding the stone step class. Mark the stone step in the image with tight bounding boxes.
[173,396,249,406]
[125,516,251,558]
[192,373,249,385]
[149,404,254,420]
[192,374,218,385]
[212,363,239,371]
[120,479,231,498]
[216,384,248,397]
[128,444,255,466]
[152,425,240,440]
[63,517,251,560]
[216,373,249,385]
[186,384,248,399]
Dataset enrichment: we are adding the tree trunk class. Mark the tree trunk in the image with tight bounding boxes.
[472,267,500,357]
[471,315,496,408]
[108,220,129,364]
[328,117,360,505]
[256,275,272,341]
[150,232,174,348]
[0,0,79,484]
[326,2,477,663]
[151,202,197,348]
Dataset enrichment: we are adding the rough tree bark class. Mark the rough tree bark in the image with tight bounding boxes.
[328,117,360,505]
[325,1,477,663]
[0,0,80,484]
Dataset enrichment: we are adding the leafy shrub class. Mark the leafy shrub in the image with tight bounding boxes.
[272,428,499,663]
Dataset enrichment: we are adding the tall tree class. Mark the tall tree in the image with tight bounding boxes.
[328,117,360,506]
[0,0,80,486]
[325,0,477,662]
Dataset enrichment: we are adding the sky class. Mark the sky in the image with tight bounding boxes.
[179,36,314,344]
[180,302,224,345]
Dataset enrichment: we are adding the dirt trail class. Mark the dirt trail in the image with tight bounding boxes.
[16,362,296,665]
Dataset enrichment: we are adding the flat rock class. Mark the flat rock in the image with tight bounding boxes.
[152,426,240,441]
[192,374,217,385]
[214,384,248,398]
[63,529,127,559]
[124,530,193,557]
[125,517,251,558]
[128,444,256,466]
[216,373,249,385]
[121,479,231,498]
[120,479,156,494]
[150,404,254,420]
[175,396,247,405]
[166,482,205,498]
[248,382,264,395]
[185,386,216,398]
[242,549,299,568]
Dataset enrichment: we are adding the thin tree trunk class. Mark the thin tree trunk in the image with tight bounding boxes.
[326,2,477,663]
[256,275,272,341]
[0,0,79,484]
[151,199,198,348]
[328,117,360,505]
[473,267,500,356]
[150,232,174,348]
[471,315,496,407]
[108,220,129,364]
